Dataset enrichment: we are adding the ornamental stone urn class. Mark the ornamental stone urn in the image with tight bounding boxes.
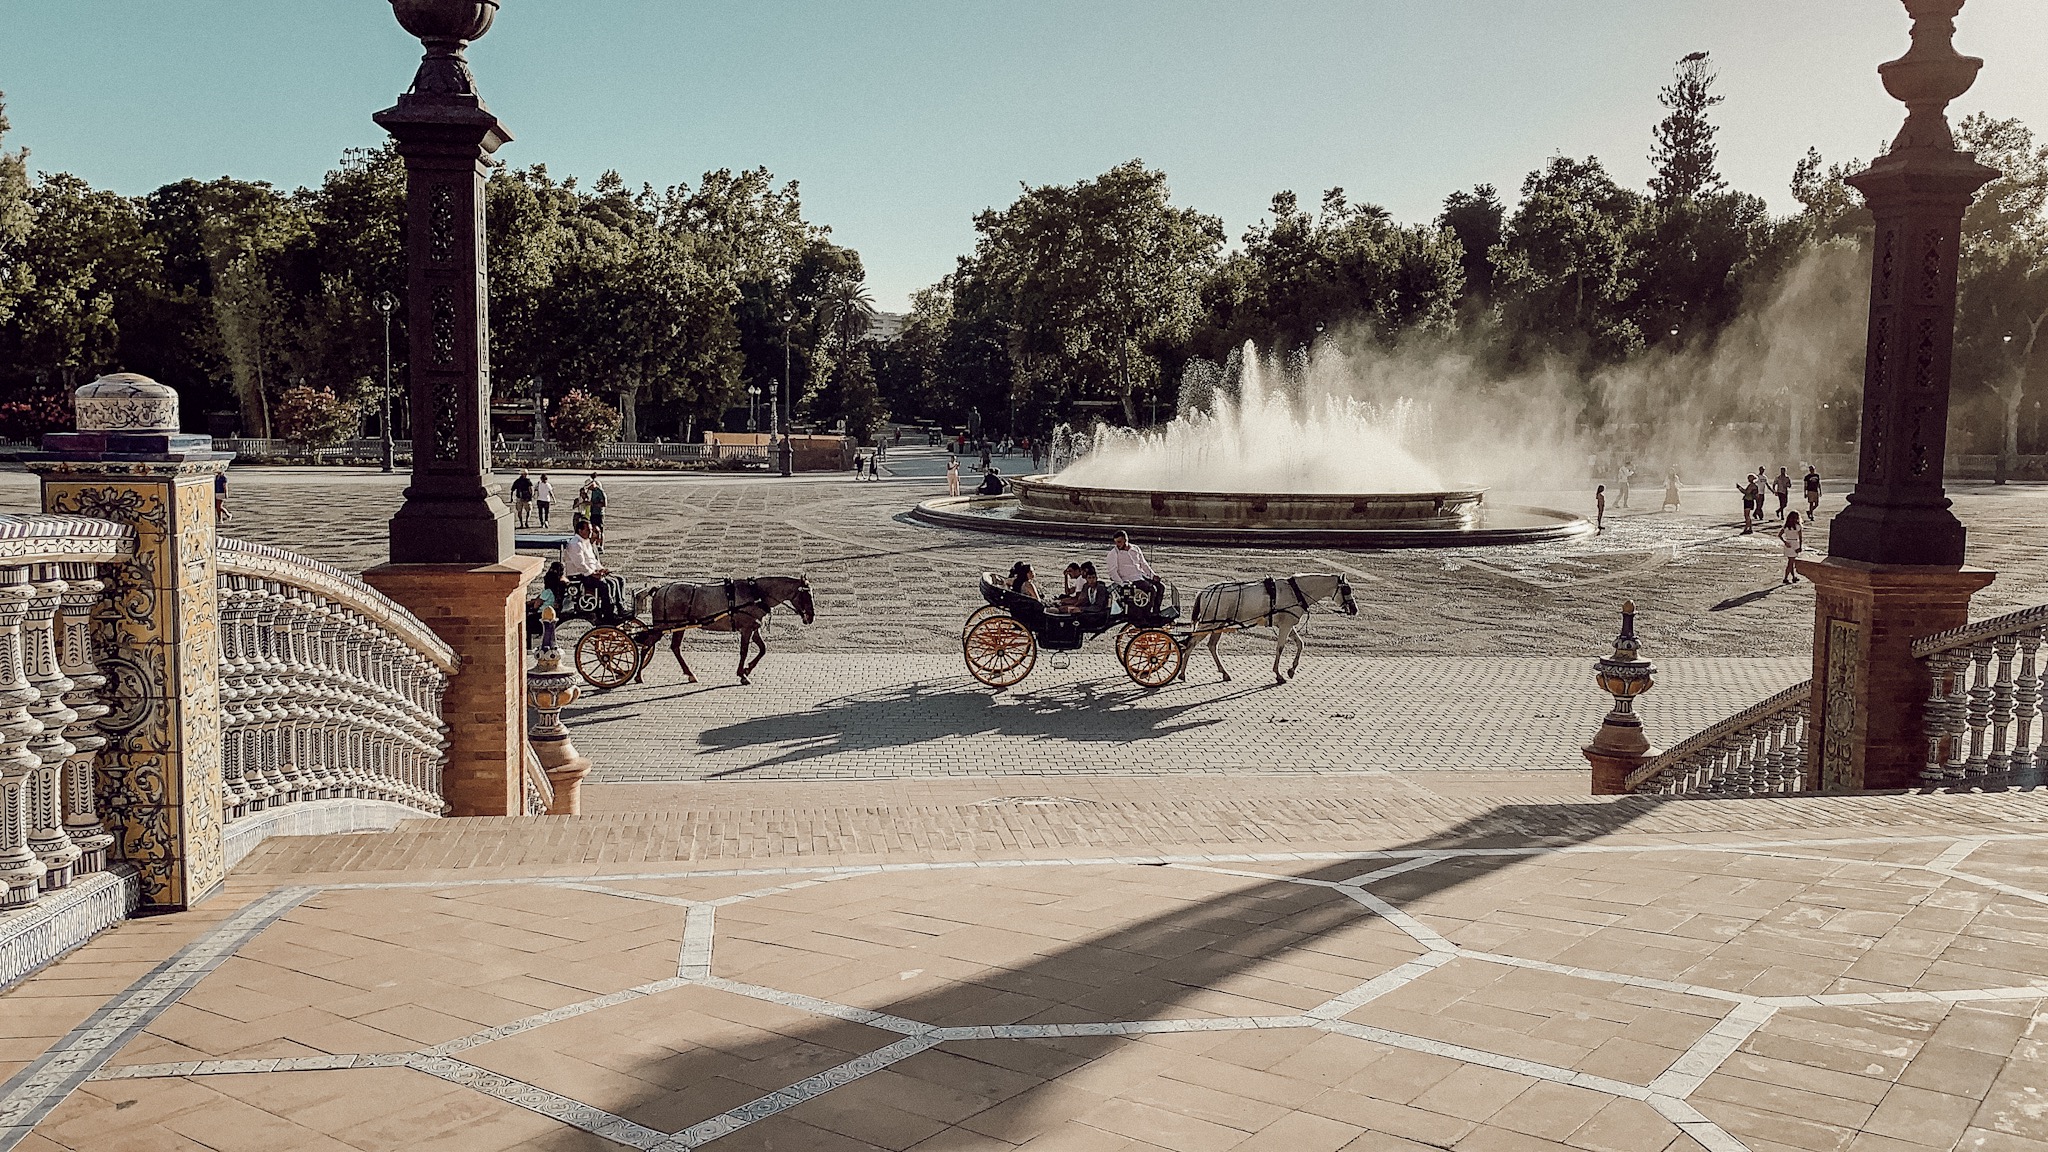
[74,373,178,433]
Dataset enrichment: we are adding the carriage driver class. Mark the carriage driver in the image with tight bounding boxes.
[1103,530,1165,614]
[560,519,618,617]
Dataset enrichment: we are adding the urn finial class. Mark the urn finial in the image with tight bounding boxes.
[1881,0,1982,152]
[389,0,500,98]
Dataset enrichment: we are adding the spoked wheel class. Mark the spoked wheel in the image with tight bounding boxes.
[963,615,1037,689]
[1120,628,1186,688]
[576,625,645,689]
[962,605,1005,639]
[1114,624,1141,664]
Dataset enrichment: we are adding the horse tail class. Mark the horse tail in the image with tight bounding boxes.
[632,586,652,619]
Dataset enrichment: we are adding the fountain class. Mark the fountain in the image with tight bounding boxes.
[914,342,1589,547]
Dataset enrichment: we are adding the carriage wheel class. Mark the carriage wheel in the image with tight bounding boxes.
[1114,624,1140,664]
[962,605,1005,639]
[1120,628,1185,689]
[576,625,643,689]
[963,615,1036,689]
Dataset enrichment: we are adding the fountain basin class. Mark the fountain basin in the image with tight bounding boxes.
[912,476,1591,548]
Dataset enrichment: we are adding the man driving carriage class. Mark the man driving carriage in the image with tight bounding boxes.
[560,519,624,619]
[1102,530,1168,619]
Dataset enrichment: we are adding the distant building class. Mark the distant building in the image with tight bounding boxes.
[866,312,906,343]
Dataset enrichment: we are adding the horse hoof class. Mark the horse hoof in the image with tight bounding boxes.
[1221,673,1232,683]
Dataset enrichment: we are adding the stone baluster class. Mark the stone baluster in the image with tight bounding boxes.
[22,568,78,890]
[55,563,113,875]
[218,575,260,816]
[1922,652,1956,786]
[1986,633,2018,790]
[248,579,290,807]
[272,583,313,801]
[2013,628,2041,788]
[1942,651,1971,785]
[1963,641,1995,786]
[0,569,46,906]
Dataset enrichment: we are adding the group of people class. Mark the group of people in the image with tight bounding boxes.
[945,455,1007,497]
[1736,465,1821,534]
[510,471,607,537]
[1000,530,1167,623]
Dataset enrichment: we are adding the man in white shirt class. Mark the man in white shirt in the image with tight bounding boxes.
[1103,530,1165,617]
[560,521,613,615]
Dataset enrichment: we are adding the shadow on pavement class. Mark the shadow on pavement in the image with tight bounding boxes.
[569,797,1661,1146]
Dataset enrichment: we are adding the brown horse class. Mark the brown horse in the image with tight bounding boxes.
[630,575,816,685]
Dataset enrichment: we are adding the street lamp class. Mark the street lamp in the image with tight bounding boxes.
[375,291,397,473]
[746,385,760,432]
[779,312,794,478]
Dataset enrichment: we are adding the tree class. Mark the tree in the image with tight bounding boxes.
[956,160,1223,427]
[1790,147,1871,241]
[549,388,621,452]
[1649,52,1725,207]
[1491,156,1646,364]
[1438,184,1504,304]
[0,94,30,331]
[271,384,358,449]
[1952,115,2048,467]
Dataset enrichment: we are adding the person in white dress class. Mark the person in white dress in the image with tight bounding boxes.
[1779,511,1805,585]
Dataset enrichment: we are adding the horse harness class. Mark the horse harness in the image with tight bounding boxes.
[665,578,769,628]
[1201,577,1311,628]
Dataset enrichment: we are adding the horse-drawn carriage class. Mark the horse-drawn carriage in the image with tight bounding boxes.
[960,570,1358,689]
[529,568,814,690]
[961,573,1188,688]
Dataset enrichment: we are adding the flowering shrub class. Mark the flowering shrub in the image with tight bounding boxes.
[272,385,359,448]
[549,389,621,452]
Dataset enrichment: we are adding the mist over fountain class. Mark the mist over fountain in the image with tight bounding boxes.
[1052,343,1443,494]
[914,340,1590,547]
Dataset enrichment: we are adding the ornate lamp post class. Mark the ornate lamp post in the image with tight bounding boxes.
[779,314,794,477]
[363,0,546,818]
[375,290,397,473]
[1799,0,2000,790]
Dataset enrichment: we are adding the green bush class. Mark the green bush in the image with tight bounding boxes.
[271,385,358,448]
[549,389,622,453]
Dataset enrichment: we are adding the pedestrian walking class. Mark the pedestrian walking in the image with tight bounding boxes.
[1662,470,1681,512]
[534,474,554,527]
[946,455,960,496]
[585,475,606,543]
[214,469,233,525]
[511,469,534,528]
[1779,511,1805,584]
[868,452,881,480]
[1616,459,1635,509]
[1803,465,1822,517]
[1738,473,1757,533]
[1595,484,1606,532]
[1771,467,1791,519]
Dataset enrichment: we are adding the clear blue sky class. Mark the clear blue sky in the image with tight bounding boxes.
[5,1,2046,312]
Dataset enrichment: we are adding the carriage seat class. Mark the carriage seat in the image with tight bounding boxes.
[979,573,1090,650]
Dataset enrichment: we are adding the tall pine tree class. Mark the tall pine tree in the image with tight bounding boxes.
[1648,52,1725,206]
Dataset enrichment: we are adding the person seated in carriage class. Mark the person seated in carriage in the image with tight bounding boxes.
[1071,561,1112,629]
[560,518,621,619]
[1006,561,1042,601]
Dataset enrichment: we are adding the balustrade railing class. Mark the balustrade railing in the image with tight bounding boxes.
[0,514,134,909]
[216,539,458,821]
[1624,682,1812,796]
[1913,603,2048,791]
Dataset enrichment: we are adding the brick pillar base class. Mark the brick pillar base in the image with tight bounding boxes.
[363,558,541,816]
[1797,557,1994,792]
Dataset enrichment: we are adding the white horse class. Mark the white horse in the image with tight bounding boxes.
[1187,573,1357,684]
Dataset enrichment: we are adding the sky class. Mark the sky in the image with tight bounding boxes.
[4,1,2047,313]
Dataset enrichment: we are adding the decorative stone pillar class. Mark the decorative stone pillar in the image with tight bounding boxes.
[29,373,232,913]
[0,570,46,906]
[1584,600,1658,795]
[527,646,589,815]
[57,562,115,875]
[363,0,542,816]
[1800,0,2001,791]
[23,567,80,889]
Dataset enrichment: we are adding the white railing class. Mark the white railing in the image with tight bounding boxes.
[1625,682,1812,796]
[216,539,458,820]
[0,514,136,909]
[1913,604,2048,791]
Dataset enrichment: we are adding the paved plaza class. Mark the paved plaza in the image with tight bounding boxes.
[4,462,2048,1151]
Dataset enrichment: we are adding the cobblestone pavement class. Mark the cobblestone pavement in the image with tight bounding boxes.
[564,655,1809,782]
[3,791,2046,1152]
[9,461,2048,660]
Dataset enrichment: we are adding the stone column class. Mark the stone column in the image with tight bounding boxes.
[527,646,590,815]
[362,0,542,816]
[31,374,232,913]
[1799,0,2001,790]
[1584,601,1658,795]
